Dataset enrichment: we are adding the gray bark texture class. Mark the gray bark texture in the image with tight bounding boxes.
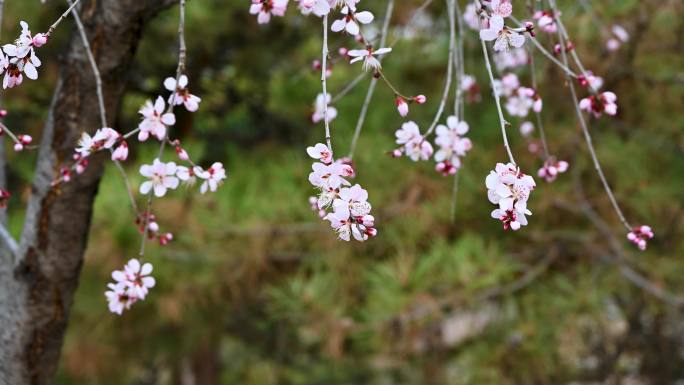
[0,0,176,384]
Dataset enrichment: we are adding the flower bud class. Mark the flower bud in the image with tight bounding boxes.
[395,97,409,117]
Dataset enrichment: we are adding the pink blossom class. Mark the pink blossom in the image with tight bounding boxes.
[489,0,513,18]
[533,10,557,33]
[414,95,427,104]
[307,143,333,164]
[195,162,227,194]
[434,116,472,174]
[348,46,392,71]
[480,16,525,52]
[138,96,176,141]
[312,93,337,123]
[164,75,202,112]
[297,0,333,16]
[537,158,569,183]
[579,91,618,118]
[139,158,180,197]
[520,121,534,137]
[396,97,409,117]
[486,163,536,230]
[331,7,373,36]
[112,141,129,161]
[627,225,654,251]
[250,0,289,24]
[112,258,156,300]
[105,283,136,315]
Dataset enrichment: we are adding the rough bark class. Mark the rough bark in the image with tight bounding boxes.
[0,0,176,384]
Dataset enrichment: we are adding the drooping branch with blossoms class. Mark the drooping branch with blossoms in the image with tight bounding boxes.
[249,0,653,251]
[0,0,227,316]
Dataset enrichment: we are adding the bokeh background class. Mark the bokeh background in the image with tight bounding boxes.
[2,0,684,384]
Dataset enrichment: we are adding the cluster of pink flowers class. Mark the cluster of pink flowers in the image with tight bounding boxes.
[1,21,47,89]
[579,91,618,118]
[307,143,377,241]
[533,10,558,34]
[495,73,542,118]
[627,226,654,251]
[133,75,225,195]
[251,0,372,25]
[479,0,528,52]
[494,48,528,71]
[486,163,536,231]
[392,121,433,162]
[537,158,569,183]
[105,259,156,315]
[434,116,473,176]
[250,0,289,24]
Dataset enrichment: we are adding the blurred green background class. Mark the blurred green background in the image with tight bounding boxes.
[2,0,684,384]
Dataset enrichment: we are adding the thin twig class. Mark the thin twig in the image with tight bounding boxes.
[551,0,632,231]
[510,16,579,79]
[424,0,457,138]
[453,0,465,120]
[68,0,106,128]
[321,15,333,154]
[45,0,82,36]
[67,0,138,214]
[347,0,395,159]
[480,39,516,165]
[528,44,550,160]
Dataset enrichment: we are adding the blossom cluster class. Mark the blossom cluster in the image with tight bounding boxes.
[105,259,156,315]
[478,0,529,52]
[486,163,536,230]
[495,73,542,118]
[392,116,473,177]
[434,117,473,176]
[307,143,377,241]
[1,21,47,89]
[627,226,654,251]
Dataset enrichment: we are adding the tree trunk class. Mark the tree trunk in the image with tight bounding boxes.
[0,1,176,383]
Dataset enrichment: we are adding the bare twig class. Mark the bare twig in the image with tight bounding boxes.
[424,0,457,138]
[551,0,632,231]
[321,15,333,154]
[481,39,516,165]
[0,220,17,260]
[68,0,106,128]
[528,44,550,160]
[347,0,395,159]
[45,0,82,37]
[68,0,138,214]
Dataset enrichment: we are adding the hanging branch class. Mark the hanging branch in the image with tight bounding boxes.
[424,0,457,138]
[528,44,551,160]
[140,0,187,256]
[67,0,139,214]
[550,0,633,231]
[321,14,333,154]
[481,40,516,165]
[347,0,395,159]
